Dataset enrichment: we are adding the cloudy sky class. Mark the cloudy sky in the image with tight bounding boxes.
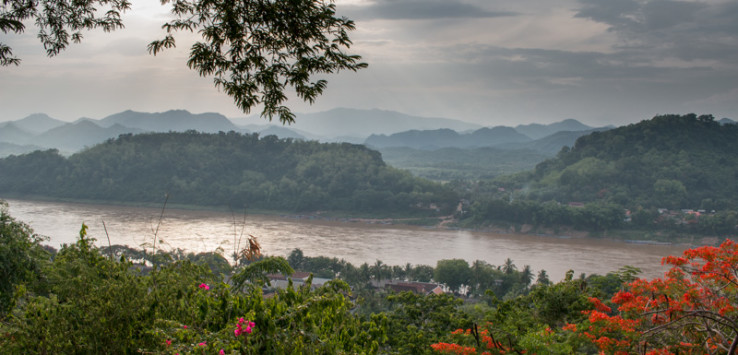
[1,0,737,127]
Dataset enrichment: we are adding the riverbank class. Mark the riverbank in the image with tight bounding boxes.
[5,197,690,281]
[1,195,713,248]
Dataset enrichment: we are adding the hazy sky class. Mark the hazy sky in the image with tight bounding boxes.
[1,0,737,127]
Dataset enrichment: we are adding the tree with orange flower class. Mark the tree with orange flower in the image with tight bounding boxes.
[568,239,738,354]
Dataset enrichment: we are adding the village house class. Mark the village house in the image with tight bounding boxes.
[385,281,444,295]
[266,272,332,290]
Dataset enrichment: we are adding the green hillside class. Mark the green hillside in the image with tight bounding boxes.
[379,146,548,181]
[0,131,457,215]
[528,114,738,209]
[461,114,738,235]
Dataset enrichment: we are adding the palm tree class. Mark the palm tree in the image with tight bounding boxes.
[520,265,533,286]
[502,258,517,274]
[536,270,551,286]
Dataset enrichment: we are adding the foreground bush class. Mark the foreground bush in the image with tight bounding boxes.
[1,222,385,354]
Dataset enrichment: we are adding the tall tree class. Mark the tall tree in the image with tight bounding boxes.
[570,239,738,354]
[434,259,472,294]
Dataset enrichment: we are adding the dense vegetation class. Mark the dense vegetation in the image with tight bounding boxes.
[0,131,457,216]
[458,114,738,237]
[2,114,737,237]
[529,114,738,209]
[378,147,548,181]
[3,204,736,354]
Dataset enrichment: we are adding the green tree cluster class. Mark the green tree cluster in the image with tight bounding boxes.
[1,214,385,353]
[464,199,624,232]
[0,131,457,216]
[0,201,50,315]
[530,114,738,209]
[4,207,672,354]
[458,114,738,236]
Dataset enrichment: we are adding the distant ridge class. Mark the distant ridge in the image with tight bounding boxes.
[1,109,606,155]
[37,121,144,151]
[257,126,306,140]
[288,108,483,138]
[99,109,239,133]
[0,142,45,157]
[366,129,460,149]
[366,126,532,150]
[504,128,612,155]
[0,122,35,145]
[363,119,603,152]
[515,119,592,140]
[12,113,66,134]
[0,109,244,154]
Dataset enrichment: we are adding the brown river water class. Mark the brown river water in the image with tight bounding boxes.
[5,198,690,281]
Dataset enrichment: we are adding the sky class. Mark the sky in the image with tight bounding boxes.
[1,0,737,127]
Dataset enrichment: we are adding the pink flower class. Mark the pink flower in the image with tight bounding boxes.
[198,341,206,346]
[183,325,188,329]
[199,283,210,290]
[220,350,225,355]
[234,318,255,337]
[165,339,172,347]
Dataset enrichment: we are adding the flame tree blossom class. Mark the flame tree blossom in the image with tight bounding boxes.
[568,239,738,354]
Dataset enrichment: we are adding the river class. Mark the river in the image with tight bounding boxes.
[4,198,690,281]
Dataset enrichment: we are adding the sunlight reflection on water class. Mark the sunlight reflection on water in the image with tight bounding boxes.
[5,198,689,281]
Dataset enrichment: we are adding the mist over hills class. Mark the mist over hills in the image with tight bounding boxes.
[366,126,532,150]
[365,122,607,155]
[282,108,484,139]
[0,110,246,155]
[8,114,65,134]
[514,119,596,140]
[379,146,549,181]
[503,128,613,155]
[1,108,606,158]
[98,110,239,132]
[0,122,36,145]
[37,121,145,152]
[0,108,619,181]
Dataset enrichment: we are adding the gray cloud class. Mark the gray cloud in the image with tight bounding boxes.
[2,0,737,126]
[341,0,517,20]
[575,0,738,63]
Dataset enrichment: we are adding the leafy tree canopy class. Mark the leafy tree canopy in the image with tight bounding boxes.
[527,114,738,209]
[0,0,366,123]
[0,131,458,216]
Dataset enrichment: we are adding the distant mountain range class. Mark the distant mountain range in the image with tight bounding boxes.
[366,127,529,150]
[1,108,613,157]
[95,109,238,132]
[2,109,731,183]
[0,110,244,155]
[365,122,612,155]
[283,108,484,139]
[514,119,595,140]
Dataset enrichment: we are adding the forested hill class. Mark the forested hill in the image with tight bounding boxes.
[525,114,738,209]
[0,131,457,215]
